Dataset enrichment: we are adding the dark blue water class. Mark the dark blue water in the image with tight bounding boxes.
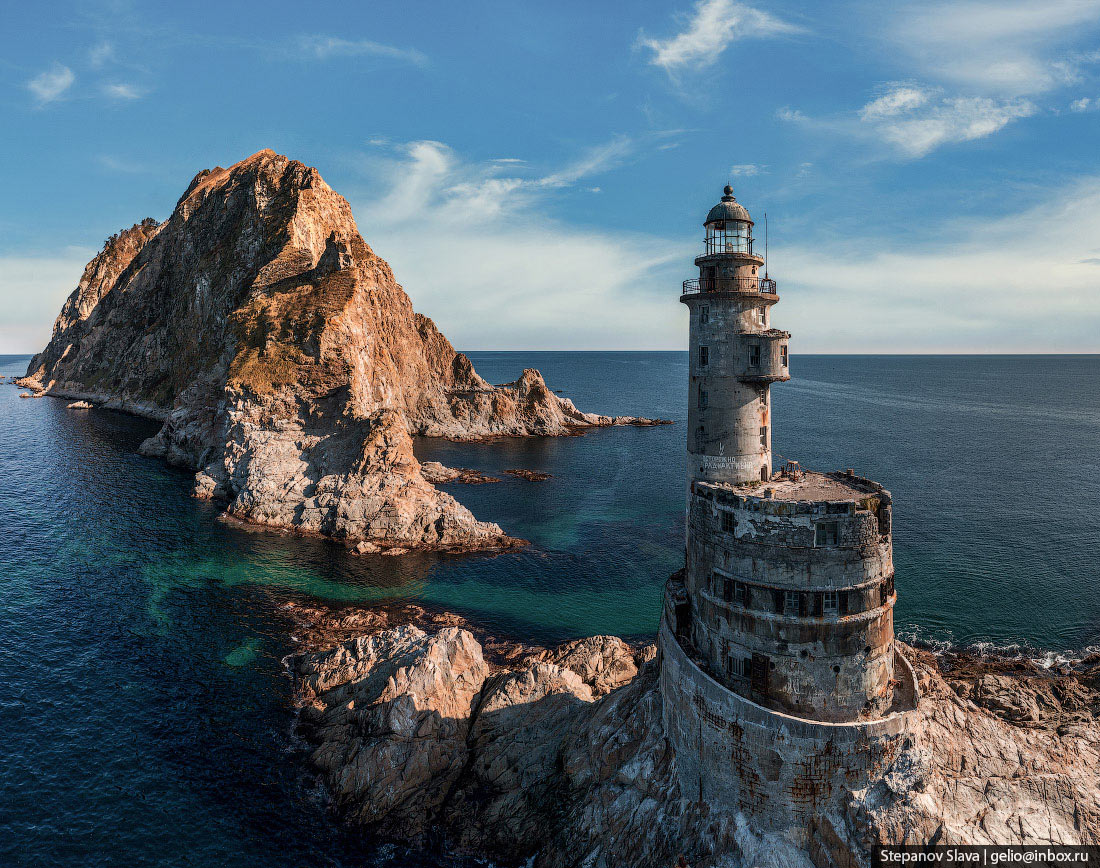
[2,352,1098,866]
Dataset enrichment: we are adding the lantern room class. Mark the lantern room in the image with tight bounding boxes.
[704,185,756,256]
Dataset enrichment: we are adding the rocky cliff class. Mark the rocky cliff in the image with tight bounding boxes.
[288,605,1100,868]
[22,150,662,550]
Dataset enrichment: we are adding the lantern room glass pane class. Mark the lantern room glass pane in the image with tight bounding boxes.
[706,221,753,255]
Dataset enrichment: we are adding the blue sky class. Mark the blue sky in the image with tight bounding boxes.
[2,0,1100,353]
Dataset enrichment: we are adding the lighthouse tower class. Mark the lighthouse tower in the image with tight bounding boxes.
[658,188,917,832]
[683,186,788,490]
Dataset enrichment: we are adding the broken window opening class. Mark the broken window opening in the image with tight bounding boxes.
[815,521,839,547]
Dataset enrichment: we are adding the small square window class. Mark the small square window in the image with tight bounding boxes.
[733,581,747,606]
[815,522,839,546]
[699,345,709,366]
[823,589,839,615]
[721,511,735,532]
[784,591,801,617]
[700,306,710,324]
[749,345,761,366]
[699,388,709,410]
[781,345,789,366]
[759,388,768,407]
[759,426,767,447]
[722,578,733,602]
[758,307,767,325]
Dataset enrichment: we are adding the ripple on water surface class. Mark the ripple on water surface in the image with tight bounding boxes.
[1,352,1098,867]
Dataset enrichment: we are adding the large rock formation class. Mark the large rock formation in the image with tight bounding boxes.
[289,613,1100,868]
[22,150,662,550]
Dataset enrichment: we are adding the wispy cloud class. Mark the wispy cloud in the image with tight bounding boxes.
[638,0,802,74]
[103,82,144,99]
[781,83,1035,159]
[88,41,114,68]
[349,139,685,350]
[96,155,153,174]
[27,64,75,104]
[1070,96,1098,112]
[778,176,1100,351]
[360,135,647,225]
[297,35,427,66]
[862,86,1036,157]
[730,163,766,176]
[859,85,929,121]
[886,0,1100,96]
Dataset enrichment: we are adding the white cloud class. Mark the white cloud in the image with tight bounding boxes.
[863,87,1036,157]
[887,0,1100,96]
[776,176,1100,352]
[537,137,636,188]
[859,85,929,120]
[782,84,1036,158]
[89,42,114,68]
[1070,96,1096,111]
[638,0,801,74]
[27,64,75,104]
[297,35,427,65]
[349,140,686,350]
[730,163,766,176]
[103,83,144,99]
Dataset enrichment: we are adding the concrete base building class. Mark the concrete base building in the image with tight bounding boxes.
[658,187,918,835]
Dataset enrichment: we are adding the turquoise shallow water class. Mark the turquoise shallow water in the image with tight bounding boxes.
[2,351,1098,866]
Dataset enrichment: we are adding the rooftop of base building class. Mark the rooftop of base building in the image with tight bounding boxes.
[700,469,889,505]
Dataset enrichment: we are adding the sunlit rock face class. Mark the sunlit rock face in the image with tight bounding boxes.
[289,613,1100,868]
[23,149,659,550]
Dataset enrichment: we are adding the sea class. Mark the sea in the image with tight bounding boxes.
[2,351,1098,867]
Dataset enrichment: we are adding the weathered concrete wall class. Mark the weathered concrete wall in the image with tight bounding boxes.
[658,619,918,839]
[683,480,897,720]
[683,251,789,491]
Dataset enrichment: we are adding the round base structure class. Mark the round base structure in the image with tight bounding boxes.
[658,617,919,837]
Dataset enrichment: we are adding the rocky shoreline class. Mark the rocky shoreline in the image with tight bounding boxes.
[19,150,668,555]
[284,596,1100,868]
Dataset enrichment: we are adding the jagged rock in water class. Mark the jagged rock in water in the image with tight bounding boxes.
[420,461,501,485]
[22,150,662,550]
[290,621,1100,868]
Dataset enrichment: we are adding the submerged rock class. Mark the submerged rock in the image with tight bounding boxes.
[420,461,501,485]
[289,617,1100,868]
[23,150,665,551]
[503,469,552,481]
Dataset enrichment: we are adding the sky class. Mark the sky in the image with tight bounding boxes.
[2,0,1100,353]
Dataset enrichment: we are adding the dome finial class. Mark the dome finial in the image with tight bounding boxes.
[723,184,734,197]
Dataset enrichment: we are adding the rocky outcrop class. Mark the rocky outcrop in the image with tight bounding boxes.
[420,462,500,485]
[22,150,665,550]
[289,616,1100,868]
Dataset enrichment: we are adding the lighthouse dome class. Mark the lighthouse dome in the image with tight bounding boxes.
[705,185,752,225]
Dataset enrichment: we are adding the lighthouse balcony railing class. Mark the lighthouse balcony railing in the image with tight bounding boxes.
[682,277,778,295]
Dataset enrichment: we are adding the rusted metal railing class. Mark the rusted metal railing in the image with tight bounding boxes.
[682,276,778,295]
